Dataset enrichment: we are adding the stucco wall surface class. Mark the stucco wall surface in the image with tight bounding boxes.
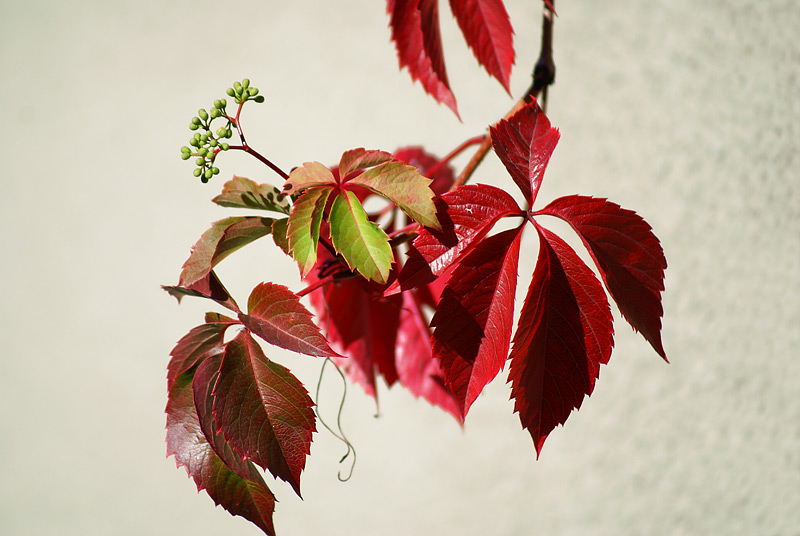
[1,1,797,535]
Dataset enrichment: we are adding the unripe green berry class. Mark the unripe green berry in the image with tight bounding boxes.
[242,78,250,89]
[195,158,205,166]
[226,88,235,97]
[216,127,227,138]
[181,152,191,161]
[191,117,201,125]
[189,138,199,147]
[193,168,202,177]
[189,123,199,131]
[221,143,230,150]
[212,167,220,175]
[214,99,222,108]
[254,95,265,103]
[204,169,213,180]
[209,139,218,147]
[220,98,227,107]
[198,108,208,121]
[234,81,242,92]
[225,128,233,138]
[247,87,258,97]
[197,147,208,156]
[210,108,220,119]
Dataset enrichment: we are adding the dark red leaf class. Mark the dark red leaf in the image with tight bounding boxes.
[240,282,339,357]
[395,290,462,421]
[213,331,315,497]
[388,0,459,116]
[163,270,240,313]
[490,100,560,205]
[508,225,614,456]
[448,0,515,91]
[166,313,238,391]
[537,195,668,359]
[431,226,524,417]
[166,368,276,536]
[386,183,522,295]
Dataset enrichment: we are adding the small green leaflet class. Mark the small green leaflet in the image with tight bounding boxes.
[213,176,290,214]
[329,190,393,284]
[287,187,332,276]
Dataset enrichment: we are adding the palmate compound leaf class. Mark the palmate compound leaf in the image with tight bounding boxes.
[490,100,560,205]
[431,225,524,417]
[388,0,459,116]
[508,225,614,456]
[448,0,515,92]
[213,330,316,497]
[166,312,239,391]
[239,282,339,358]
[212,175,290,214]
[166,367,276,536]
[537,195,668,360]
[329,190,394,284]
[287,187,332,276]
[386,183,523,295]
[179,216,275,288]
[347,160,441,229]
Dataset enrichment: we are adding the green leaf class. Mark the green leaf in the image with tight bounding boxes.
[179,216,274,287]
[212,175,290,214]
[282,161,336,196]
[287,187,332,276]
[347,161,441,229]
[338,148,393,179]
[329,190,393,284]
[271,218,290,255]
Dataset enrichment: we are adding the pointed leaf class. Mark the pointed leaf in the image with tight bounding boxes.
[537,195,668,359]
[166,313,239,391]
[490,100,560,205]
[166,369,276,536]
[389,0,459,116]
[338,148,393,179]
[431,226,523,416]
[239,282,338,357]
[329,190,393,284]
[214,331,316,497]
[508,225,614,456]
[282,161,337,196]
[179,217,275,288]
[387,183,522,294]
[212,175,290,214]
[394,146,456,195]
[287,187,333,276]
[448,0,515,91]
[348,161,440,229]
[163,270,240,313]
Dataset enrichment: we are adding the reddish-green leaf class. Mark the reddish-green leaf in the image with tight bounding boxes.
[387,183,522,295]
[393,146,455,195]
[271,218,290,255]
[537,195,668,359]
[212,175,290,214]
[287,187,333,276]
[179,217,275,288]
[449,0,515,91]
[213,331,315,497]
[348,160,441,229]
[163,270,240,313]
[282,161,337,196]
[239,282,338,357]
[490,100,560,205]
[508,225,614,456]
[166,313,239,391]
[389,0,459,116]
[338,148,393,179]
[166,368,277,536]
[329,190,393,284]
[431,226,523,417]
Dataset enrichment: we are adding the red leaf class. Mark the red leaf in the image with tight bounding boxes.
[166,312,239,391]
[213,331,315,497]
[490,100,560,205]
[338,148,393,179]
[163,270,240,313]
[239,282,339,357]
[431,226,524,417]
[508,225,614,456]
[393,146,456,195]
[537,195,668,359]
[387,183,522,295]
[388,0,459,116]
[395,290,462,421]
[166,368,276,536]
[448,0,515,91]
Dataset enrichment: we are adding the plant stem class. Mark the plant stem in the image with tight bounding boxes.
[296,274,335,298]
[225,144,290,180]
[427,135,486,178]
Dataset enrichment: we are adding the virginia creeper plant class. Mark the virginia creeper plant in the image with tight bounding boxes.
[165,2,668,534]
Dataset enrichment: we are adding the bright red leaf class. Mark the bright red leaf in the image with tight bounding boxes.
[448,0,515,91]
[166,368,277,536]
[388,0,458,116]
[213,330,316,497]
[431,226,524,417]
[490,100,560,205]
[537,195,668,359]
[166,312,238,391]
[507,225,614,456]
[240,282,339,357]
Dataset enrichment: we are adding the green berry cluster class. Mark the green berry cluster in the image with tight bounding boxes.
[180,79,263,182]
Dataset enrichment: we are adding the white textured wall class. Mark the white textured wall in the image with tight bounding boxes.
[1,1,798,535]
